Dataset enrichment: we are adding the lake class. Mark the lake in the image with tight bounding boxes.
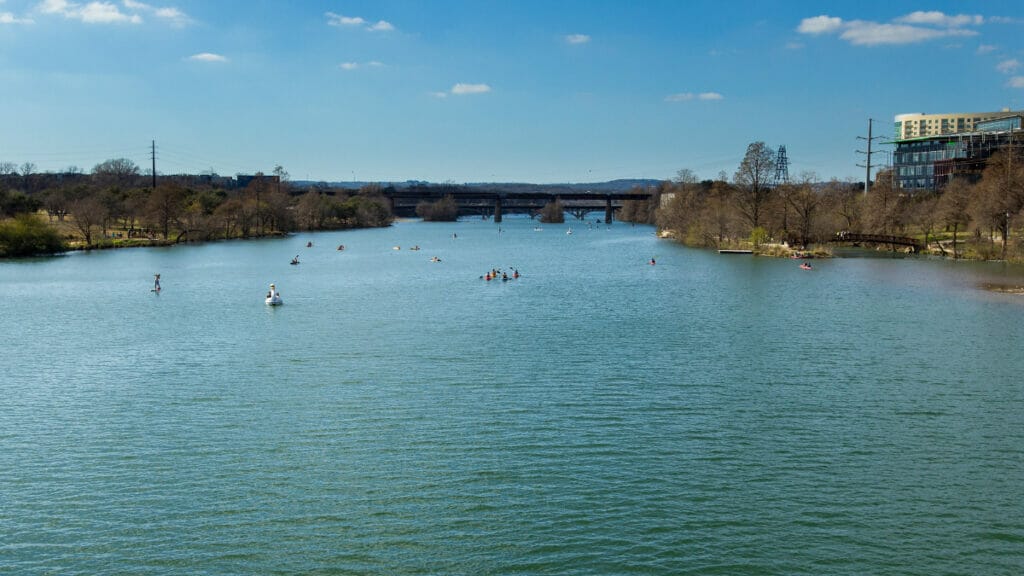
[2,217,1023,575]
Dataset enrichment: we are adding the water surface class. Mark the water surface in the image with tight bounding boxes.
[3,218,1023,574]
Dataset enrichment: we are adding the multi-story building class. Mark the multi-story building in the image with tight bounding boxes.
[892,110,1022,191]
[894,109,1017,140]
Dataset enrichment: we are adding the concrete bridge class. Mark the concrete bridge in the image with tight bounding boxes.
[383,188,653,223]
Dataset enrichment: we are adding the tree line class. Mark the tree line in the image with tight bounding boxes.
[619,141,1024,261]
[0,159,393,257]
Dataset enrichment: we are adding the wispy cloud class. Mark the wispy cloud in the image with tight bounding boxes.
[429,91,448,99]
[36,0,188,25]
[451,83,491,95]
[188,52,227,63]
[894,11,983,27]
[665,92,723,102]
[339,61,384,71]
[1009,76,1024,88]
[798,15,843,35]
[1,11,33,23]
[39,0,141,24]
[367,20,393,32]
[977,44,997,54]
[784,41,804,50]
[123,0,191,27]
[326,11,394,32]
[326,12,364,26]
[798,11,985,46]
[565,33,590,44]
[997,59,1021,74]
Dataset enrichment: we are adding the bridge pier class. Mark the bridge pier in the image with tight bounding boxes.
[605,197,613,224]
[494,197,502,223]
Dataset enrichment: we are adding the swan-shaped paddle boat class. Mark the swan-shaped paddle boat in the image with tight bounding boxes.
[266,283,283,306]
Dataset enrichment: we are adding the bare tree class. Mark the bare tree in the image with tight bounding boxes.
[784,172,822,247]
[145,183,186,239]
[938,178,972,259]
[69,195,107,245]
[93,158,140,190]
[865,168,906,238]
[971,149,1024,259]
[733,141,776,230]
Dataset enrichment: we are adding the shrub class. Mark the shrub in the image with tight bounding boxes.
[0,214,67,257]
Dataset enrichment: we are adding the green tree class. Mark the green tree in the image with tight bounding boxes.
[0,214,66,257]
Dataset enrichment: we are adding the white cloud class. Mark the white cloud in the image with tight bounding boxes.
[326,12,394,32]
[565,33,590,44]
[429,91,448,99]
[997,59,1021,74]
[989,16,1024,24]
[1,11,33,23]
[79,2,139,23]
[325,12,364,26]
[338,60,384,71]
[367,19,393,32]
[122,0,189,26]
[153,7,187,26]
[784,41,804,50]
[799,11,984,46]
[451,83,491,95]
[895,11,983,27]
[39,0,141,24]
[37,0,187,25]
[1009,76,1024,89]
[699,92,723,101]
[840,21,976,46]
[977,44,997,54]
[798,15,843,35]
[188,52,227,63]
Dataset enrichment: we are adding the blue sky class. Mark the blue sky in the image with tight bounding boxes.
[1,0,1022,184]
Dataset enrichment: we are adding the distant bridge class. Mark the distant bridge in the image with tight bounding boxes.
[382,189,653,223]
[832,232,923,253]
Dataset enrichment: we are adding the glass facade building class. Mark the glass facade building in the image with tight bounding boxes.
[892,114,1022,191]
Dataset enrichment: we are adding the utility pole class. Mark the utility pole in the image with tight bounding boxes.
[857,119,883,195]
[151,140,157,189]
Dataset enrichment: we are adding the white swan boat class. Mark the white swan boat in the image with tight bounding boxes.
[265,283,283,306]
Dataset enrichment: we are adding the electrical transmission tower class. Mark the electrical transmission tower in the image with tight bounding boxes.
[773,145,790,186]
